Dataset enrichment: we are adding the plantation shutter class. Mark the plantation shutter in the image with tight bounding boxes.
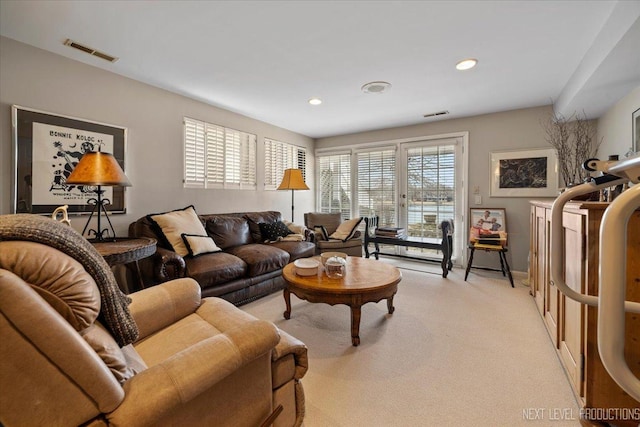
[184,117,256,189]
[265,138,306,189]
[356,148,396,225]
[317,152,352,220]
[205,123,225,186]
[184,118,206,188]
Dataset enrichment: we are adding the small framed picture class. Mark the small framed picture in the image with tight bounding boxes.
[469,208,507,246]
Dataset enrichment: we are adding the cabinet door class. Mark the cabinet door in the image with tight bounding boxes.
[559,211,585,397]
[543,208,560,347]
[532,206,546,315]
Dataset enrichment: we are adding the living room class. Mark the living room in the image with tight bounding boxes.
[1,1,639,426]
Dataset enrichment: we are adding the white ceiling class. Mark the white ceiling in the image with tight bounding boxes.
[1,1,639,139]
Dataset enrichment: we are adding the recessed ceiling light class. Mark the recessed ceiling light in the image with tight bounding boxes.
[308,97,322,105]
[361,81,392,94]
[456,58,477,71]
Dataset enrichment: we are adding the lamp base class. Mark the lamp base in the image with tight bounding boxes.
[81,187,117,241]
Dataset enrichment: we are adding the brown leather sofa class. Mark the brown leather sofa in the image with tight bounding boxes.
[129,210,316,305]
[0,214,308,427]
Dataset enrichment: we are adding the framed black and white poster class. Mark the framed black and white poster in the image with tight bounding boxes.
[490,148,558,197]
[12,105,127,215]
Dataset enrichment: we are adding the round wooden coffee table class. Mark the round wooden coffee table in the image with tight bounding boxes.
[282,257,402,346]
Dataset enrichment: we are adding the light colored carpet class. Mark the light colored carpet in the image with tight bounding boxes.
[243,260,581,426]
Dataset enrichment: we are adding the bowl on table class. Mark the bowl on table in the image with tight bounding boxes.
[294,258,320,276]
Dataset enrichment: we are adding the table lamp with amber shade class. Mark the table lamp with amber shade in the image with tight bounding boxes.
[277,168,309,222]
[66,150,131,241]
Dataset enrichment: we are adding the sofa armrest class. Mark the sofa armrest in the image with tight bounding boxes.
[137,247,186,285]
[272,328,308,380]
[109,320,279,426]
[128,278,201,340]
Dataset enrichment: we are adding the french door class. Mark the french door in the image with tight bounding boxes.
[398,136,466,264]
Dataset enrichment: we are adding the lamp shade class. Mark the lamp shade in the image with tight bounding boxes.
[277,169,309,191]
[66,151,131,187]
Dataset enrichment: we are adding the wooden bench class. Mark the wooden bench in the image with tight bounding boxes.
[363,216,453,278]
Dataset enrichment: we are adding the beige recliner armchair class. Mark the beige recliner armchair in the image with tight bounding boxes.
[0,214,307,427]
[304,212,363,257]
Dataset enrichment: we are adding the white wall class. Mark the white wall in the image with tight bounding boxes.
[0,37,315,235]
[315,105,557,273]
[597,86,640,158]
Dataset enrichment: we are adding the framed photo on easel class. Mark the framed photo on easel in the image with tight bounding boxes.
[469,208,507,246]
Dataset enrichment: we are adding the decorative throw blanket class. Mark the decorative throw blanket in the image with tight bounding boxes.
[0,214,139,346]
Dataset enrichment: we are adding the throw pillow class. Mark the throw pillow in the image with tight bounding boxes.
[283,219,307,235]
[314,225,329,241]
[329,217,363,242]
[259,221,292,242]
[181,233,222,257]
[148,205,206,257]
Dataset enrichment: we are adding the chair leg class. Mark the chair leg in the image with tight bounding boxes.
[500,251,515,288]
[464,247,475,281]
[498,250,506,277]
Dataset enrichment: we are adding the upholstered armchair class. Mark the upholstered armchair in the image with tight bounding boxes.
[304,212,363,257]
[0,214,307,427]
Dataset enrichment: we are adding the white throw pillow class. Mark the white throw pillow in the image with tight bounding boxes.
[148,205,207,257]
[329,217,363,242]
[181,234,222,257]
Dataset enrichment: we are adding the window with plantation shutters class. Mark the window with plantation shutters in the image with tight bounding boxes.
[184,117,256,189]
[356,148,396,225]
[317,152,352,220]
[264,138,307,189]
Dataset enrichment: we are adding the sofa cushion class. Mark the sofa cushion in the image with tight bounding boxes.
[225,244,289,277]
[185,252,246,288]
[329,217,363,241]
[244,211,283,243]
[204,216,252,249]
[181,234,221,257]
[304,212,342,235]
[259,221,292,242]
[269,241,316,262]
[148,205,206,257]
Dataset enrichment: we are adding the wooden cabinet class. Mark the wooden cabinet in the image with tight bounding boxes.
[529,201,640,420]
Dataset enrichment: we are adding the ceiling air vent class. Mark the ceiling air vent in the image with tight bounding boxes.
[423,110,450,118]
[64,39,118,63]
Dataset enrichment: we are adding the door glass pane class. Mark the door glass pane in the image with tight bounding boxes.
[406,144,456,257]
[357,149,395,225]
[318,154,352,220]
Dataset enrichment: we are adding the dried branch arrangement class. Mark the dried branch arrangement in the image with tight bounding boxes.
[541,112,602,187]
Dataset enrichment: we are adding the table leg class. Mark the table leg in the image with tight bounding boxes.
[283,288,292,319]
[133,261,146,291]
[350,305,362,346]
[387,295,395,314]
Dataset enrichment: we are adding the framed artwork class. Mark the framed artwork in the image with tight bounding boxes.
[490,148,558,197]
[633,107,639,152]
[469,208,507,246]
[12,105,127,215]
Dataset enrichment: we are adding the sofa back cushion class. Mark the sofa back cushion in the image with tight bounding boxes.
[244,211,283,243]
[304,212,342,235]
[204,215,252,249]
